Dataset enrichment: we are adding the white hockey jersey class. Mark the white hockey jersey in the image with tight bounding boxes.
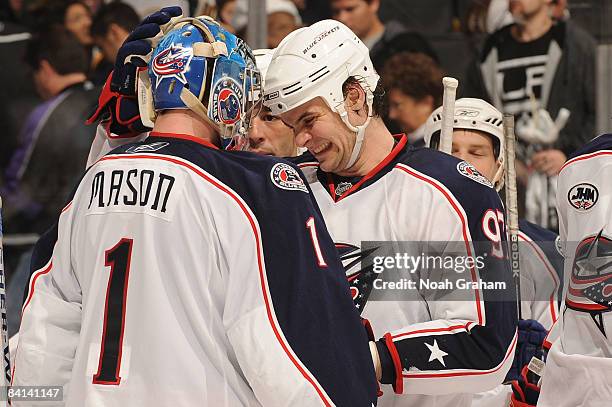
[538,133,612,406]
[472,220,562,407]
[12,132,379,406]
[293,136,518,407]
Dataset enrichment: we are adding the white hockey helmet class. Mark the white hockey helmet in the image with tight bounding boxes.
[424,98,506,190]
[263,19,380,169]
[254,48,273,85]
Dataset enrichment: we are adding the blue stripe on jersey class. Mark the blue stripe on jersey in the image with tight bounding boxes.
[113,135,379,406]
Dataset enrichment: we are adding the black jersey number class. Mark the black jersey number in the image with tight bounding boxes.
[92,238,133,385]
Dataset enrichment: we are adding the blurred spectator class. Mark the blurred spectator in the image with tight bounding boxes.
[381,52,443,147]
[91,1,140,83]
[2,26,99,235]
[216,0,236,32]
[291,0,330,26]
[267,0,301,48]
[63,0,94,46]
[464,0,596,230]
[0,0,40,173]
[0,0,23,23]
[330,0,436,72]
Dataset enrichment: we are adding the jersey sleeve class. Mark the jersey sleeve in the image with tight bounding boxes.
[12,214,82,401]
[215,160,378,406]
[375,164,517,395]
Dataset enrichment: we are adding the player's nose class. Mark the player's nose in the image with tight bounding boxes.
[248,118,266,145]
[294,130,312,148]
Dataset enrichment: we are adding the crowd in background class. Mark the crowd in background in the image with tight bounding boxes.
[0,0,599,333]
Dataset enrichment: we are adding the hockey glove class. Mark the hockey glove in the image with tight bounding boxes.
[86,6,183,137]
[509,362,543,407]
[506,319,547,382]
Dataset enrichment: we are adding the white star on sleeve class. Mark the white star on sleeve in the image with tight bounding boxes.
[425,339,449,367]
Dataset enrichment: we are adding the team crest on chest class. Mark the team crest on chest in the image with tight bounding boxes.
[270,163,308,193]
[152,44,193,87]
[210,78,243,125]
[568,183,599,211]
[456,161,493,188]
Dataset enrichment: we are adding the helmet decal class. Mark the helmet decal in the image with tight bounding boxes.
[212,78,243,125]
[152,43,194,86]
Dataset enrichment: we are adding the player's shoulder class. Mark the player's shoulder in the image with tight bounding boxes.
[400,147,497,192]
[398,147,503,214]
[519,219,558,242]
[567,133,612,160]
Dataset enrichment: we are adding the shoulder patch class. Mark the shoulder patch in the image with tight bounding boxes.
[456,161,493,188]
[270,162,308,193]
[568,183,598,211]
[126,142,170,153]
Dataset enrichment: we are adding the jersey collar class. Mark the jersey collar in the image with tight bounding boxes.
[149,132,220,150]
[319,134,408,202]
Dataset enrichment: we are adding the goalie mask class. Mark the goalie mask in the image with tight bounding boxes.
[424,98,505,190]
[142,16,262,149]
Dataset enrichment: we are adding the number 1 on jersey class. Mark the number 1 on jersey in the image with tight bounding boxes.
[306,217,327,267]
[93,238,133,385]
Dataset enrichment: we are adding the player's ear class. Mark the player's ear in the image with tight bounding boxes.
[39,59,55,76]
[344,82,366,113]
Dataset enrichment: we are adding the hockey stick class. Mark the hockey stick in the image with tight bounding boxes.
[503,114,522,320]
[0,197,11,404]
[439,77,459,154]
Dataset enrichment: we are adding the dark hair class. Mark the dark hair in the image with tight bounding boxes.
[381,52,444,108]
[25,25,89,74]
[342,76,386,118]
[27,0,90,30]
[91,1,140,38]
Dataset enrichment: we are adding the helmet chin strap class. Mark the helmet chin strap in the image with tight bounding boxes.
[334,90,374,170]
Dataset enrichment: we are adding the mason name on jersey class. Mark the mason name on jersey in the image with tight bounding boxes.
[87,168,176,214]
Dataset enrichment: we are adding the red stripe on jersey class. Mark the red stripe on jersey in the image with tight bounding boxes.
[334,135,408,202]
[384,332,404,394]
[395,164,484,325]
[61,201,73,213]
[559,151,612,173]
[391,322,475,340]
[21,259,53,315]
[99,153,333,405]
[14,259,54,385]
[518,231,559,323]
[149,132,220,150]
[402,330,518,379]
[298,162,319,169]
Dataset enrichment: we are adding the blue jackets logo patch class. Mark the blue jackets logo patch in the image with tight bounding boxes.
[152,44,193,86]
[270,163,308,193]
[568,183,598,211]
[456,161,493,188]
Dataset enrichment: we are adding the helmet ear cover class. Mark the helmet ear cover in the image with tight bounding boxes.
[143,16,262,149]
